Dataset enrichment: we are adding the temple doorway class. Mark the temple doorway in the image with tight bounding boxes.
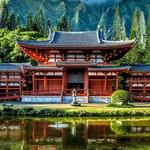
[67,69,84,90]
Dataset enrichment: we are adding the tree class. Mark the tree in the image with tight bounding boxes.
[145,10,150,63]
[97,10,108,39]
[44,19,51,37]
[16,15,21,27]
[111,6,126,40]
[139,11,146,46]
[8,12,17,30]
[36,9,45,36]
[57,16,70,31]
[26,12,33,31]
[32,15,38,31]
[0,28,40,63]
[0,0,9,28]
[127,9,145,64]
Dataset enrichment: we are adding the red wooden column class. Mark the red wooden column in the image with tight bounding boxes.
[32,73,35,94]
[6,73,9,97]
[143,74,146,97]
[129,83,132,93]
[19,74,22,97]
[84,68,89,102]
[115,73,119,91]
[104,73,107,96]
[61,68,67,103]
[44,74,47,94]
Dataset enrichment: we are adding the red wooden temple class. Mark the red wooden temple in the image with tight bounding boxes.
[0,30,149,102]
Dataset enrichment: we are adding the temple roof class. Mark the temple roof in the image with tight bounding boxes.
[24,66,63,71]
[130,64,150,72]
[17,31,136,49]
[1,63,150,73]
[0,63,31,72]
[88,65,130,72]
[51,31,100,46]
[56,61,96,67]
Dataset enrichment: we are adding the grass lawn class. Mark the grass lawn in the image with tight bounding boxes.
[1,103,150,117]
[3,102,150,110]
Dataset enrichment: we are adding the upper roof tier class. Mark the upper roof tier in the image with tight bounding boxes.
[17,31,136,49]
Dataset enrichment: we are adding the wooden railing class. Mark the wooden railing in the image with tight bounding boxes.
[64,89,85,96]
[22,89,61,96]
[22,89,113,96]
[89,89,113,96]
[0,91,21,100]
[0,89,113,100]
[1,89,150,102]
[127,78,150,83]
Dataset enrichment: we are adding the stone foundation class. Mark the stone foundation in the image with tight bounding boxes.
[22,96,61,103]
[89,96,111,103]
[63,96,88,103]
[22,96,111,103]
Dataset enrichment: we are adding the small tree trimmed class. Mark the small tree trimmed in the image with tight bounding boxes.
[111,90,132,105]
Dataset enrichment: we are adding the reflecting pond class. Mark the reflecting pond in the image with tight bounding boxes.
[0,117,150,150]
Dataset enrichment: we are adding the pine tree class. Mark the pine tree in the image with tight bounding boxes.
[26,12,33,31]
[44,19,51,37]
[130,9,141,39]
[145,10,150,63]
[16,15,21,27]
[127,9,145,64]
[139,11,146,45]
[32,15,38,31]
[57,16,70,31]
[97,11,107,39]
[8,12,17,30]
[36,9,45,36]
[0,0,9,28]
[112,6,126,40]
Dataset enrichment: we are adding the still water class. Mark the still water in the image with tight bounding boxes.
[0,117,150,150]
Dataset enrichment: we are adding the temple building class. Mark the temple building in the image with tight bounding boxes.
[0,30,149,103]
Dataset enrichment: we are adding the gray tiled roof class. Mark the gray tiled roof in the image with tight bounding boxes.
[17,39,50,47]
[17,31,136,48]
[56,61,96,66]
[51,31,100,46]
[0,63,31,72]
[88,65,130,71]
[24,66,63,71]
[130,64,150,72]
[1,63,150,73]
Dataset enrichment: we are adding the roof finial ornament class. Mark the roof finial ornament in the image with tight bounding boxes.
[48,29,52,40]
[98,26,104,43]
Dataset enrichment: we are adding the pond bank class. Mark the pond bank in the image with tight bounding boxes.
[1,103,150,117]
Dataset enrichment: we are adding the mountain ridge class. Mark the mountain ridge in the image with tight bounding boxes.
[1,0,150,34]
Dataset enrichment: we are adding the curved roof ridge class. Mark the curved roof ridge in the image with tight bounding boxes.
[96,30,101,44]
[55,31,97,34]
[50,30,100,45]
[102,39,136,43]
[49,31,56,43]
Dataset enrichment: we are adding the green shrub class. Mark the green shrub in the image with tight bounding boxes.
[110,120,130,135]
[111,90,132,105]
[107,103,134,108]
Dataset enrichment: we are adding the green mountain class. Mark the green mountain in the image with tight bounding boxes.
[1,0,150,34]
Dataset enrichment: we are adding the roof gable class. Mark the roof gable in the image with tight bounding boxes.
[50,31,100,46]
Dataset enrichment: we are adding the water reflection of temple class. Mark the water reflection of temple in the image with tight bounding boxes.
[0,119,150,149]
